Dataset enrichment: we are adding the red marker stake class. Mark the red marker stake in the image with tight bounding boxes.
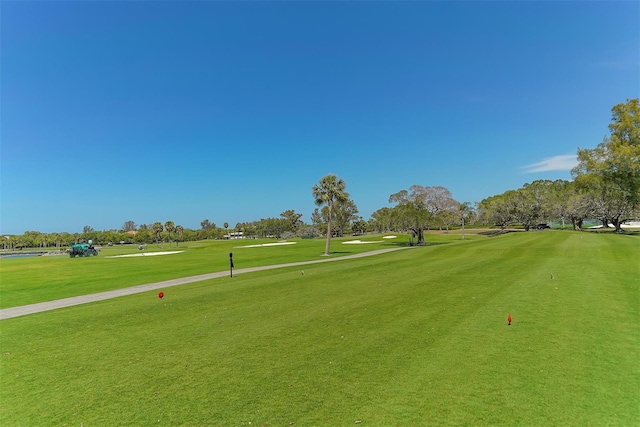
[507,314,512,326]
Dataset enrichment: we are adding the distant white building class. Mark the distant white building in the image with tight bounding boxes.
[224,231,244,239]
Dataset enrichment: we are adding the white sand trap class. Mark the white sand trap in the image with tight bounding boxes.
[589,223,640,229]
[382,235,397,239]
[342,240,382,244]
[236,242,297,248]
[106,251,184,258]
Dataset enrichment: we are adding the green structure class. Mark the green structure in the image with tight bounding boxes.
[69,241,98,258]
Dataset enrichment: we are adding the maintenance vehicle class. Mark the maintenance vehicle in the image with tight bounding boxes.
[69,240,98,258]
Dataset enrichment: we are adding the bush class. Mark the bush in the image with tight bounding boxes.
[281,231,296,240]
[296,225,321,239]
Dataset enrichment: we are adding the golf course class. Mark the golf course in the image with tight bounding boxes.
[0,231,638,426]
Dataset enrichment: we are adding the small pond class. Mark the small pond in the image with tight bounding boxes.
[0,253,42,259]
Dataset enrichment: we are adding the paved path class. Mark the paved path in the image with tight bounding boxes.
[0,247,409,320]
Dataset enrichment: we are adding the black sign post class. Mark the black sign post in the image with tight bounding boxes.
[229,252,234,278]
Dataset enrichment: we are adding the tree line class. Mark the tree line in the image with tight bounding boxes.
[370,98,638,241]
[3,99,638,251]
[480,98,639,233]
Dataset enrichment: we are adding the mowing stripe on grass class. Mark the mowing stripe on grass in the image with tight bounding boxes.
[1,232,637,425]
[0,247,409,320]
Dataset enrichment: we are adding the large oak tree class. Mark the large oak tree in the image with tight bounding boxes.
[573,98,640,231]
[389,185,457,244]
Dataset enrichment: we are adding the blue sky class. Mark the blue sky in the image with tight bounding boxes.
[1,1,638,235]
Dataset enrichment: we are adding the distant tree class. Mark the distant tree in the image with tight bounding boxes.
[281,231,296,240]
[296,225,321,239]
[332,198,360,237]
[389,185,456,244]
[424,186,458,230]
[47,233,58,248]
[437,197,461,233]
[255,218,288,238]
[164,221,175,247]
[311,208,325,234]
[122,221,136,232]
[564,184,595,230]
[280,209,303,231]
[223,222,229,237]
[22,231,42,248]
[591,186,635,231]
[234,221,256,239]
[370,207,394,233]
[3,235,16,250]
[59,232,73,246]
[352,217,368,236]
[174,225,184,247]
[314,199,358,237]
[573,98,640,231]
[197,220,218,239]
[134,229,153,244]
[545,180,572,229]
[478,193,514,231]
[5,235,19,249]
[458,202,474,240]
[101,230,117,245]
[81,227,98,244]
[511,189,541,231]
[244,223,257,239]
[151,222,164,247]
[312,174,349,255]
[508,180,558,231]
[182,228,198,242]
[388,189,430,244]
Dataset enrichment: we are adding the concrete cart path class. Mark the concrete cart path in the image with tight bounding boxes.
[1,247,409,320]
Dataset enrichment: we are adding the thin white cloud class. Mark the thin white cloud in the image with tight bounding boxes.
[523,154,578,173]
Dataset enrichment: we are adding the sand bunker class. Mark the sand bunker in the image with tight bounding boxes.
[106,251,184,258]
[343,235,397,244]
[342,240,382,244]
[235,242,297,248]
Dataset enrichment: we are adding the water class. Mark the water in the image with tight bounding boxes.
[0,253,42,259]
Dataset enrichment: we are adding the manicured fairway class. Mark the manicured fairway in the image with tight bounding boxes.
[1,231,638,426]
[0,236,410,309]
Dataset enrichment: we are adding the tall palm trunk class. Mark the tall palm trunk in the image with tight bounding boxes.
[324,204,332,255]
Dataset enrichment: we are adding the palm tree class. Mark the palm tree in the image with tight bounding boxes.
[164,221,175,248]
[312,174,349,256]
[151,222,164,248]
[459,202,473,240]
[174,225,184,247]
[223,222,229,238]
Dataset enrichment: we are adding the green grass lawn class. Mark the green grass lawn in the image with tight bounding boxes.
[0,235,412,309]
[1,231,638,426]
